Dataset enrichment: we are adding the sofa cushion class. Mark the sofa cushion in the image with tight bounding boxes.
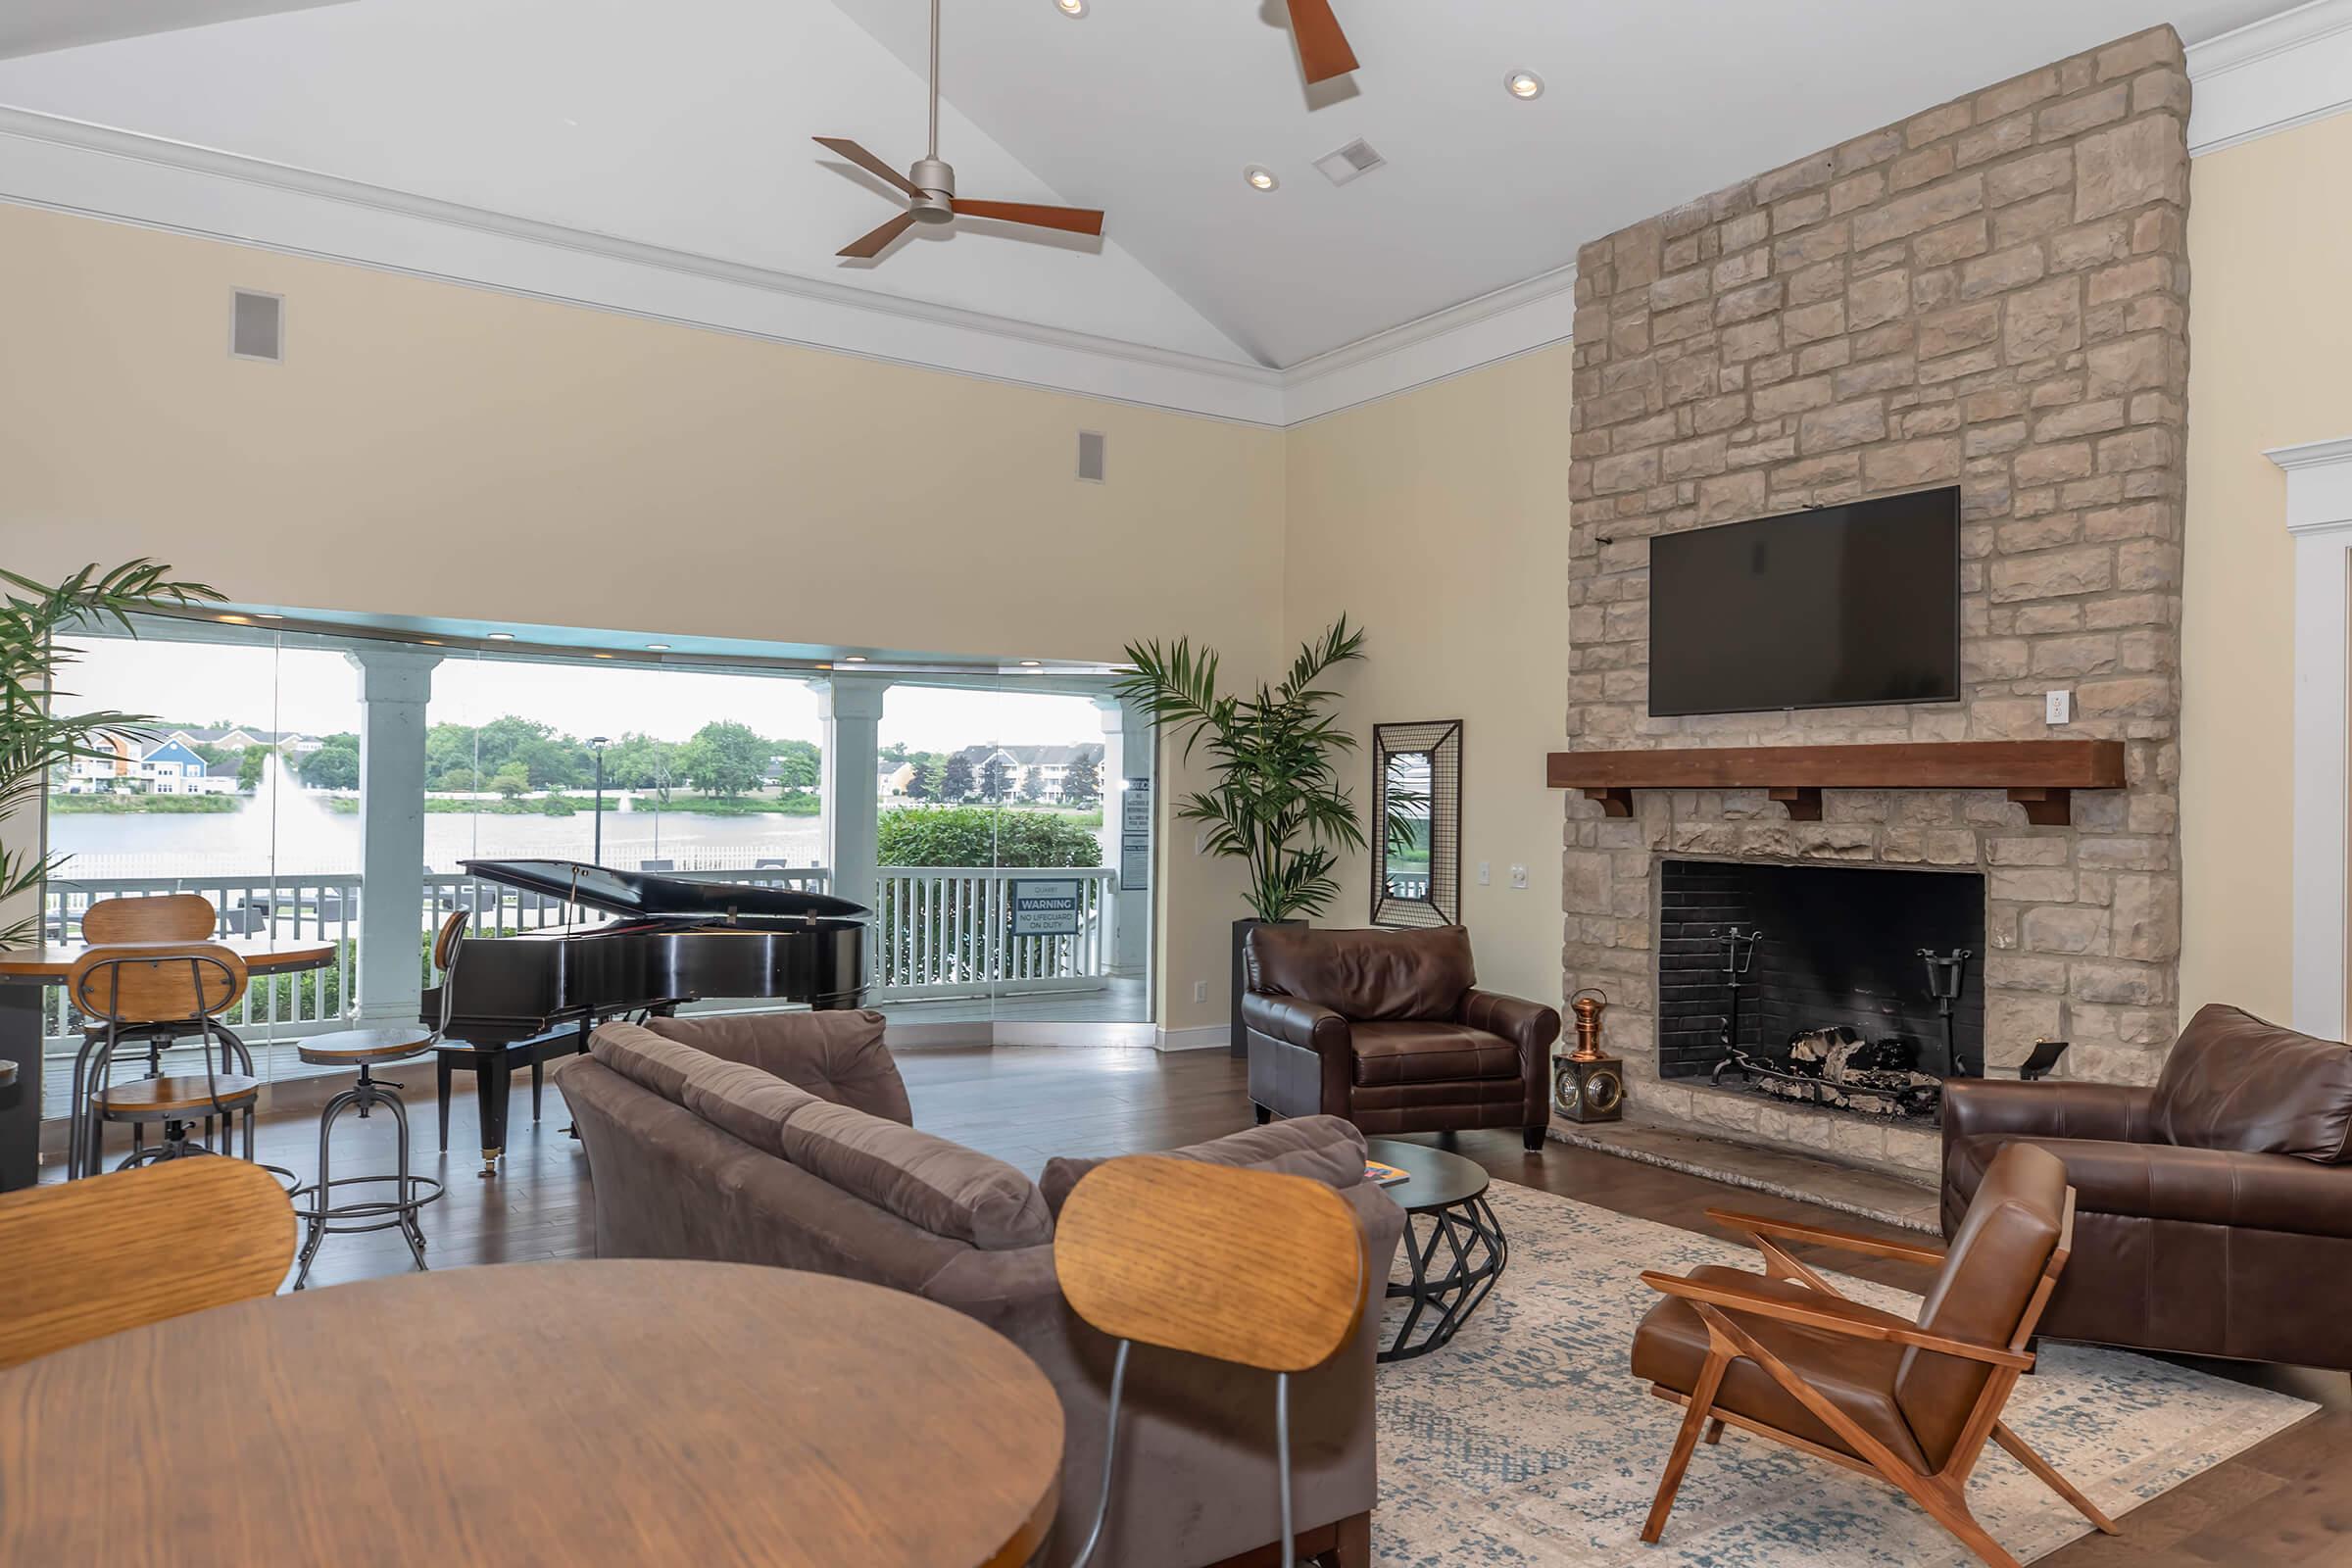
[1350,1021,1520,1087]
[1246,924,1475,1022]
[645,1009,913,1125]
[2153,1004,2352,1163]
[590,1021,714,1105]
[780,1100,1053,1250]
[1039,1113,1367,1216]
[679,1058,822,1161]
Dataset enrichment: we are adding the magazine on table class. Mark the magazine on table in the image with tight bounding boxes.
[1363,1159,1411,1188]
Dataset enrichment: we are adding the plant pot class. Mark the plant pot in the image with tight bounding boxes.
[1232,916,1305,1058]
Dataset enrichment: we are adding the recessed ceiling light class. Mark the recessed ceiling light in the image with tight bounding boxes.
[843,655,867,662]
[1244,165,1279,191]
[646,642,671,651]
[1055,0,1086,13]
[485,632,515,641]
[1505,70,1544,100]
[216,614,252,625]
[1018,660,1043,667]
[592,652,614,660]
[254,612,283,620]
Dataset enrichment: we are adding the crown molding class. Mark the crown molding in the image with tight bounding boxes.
[2270,436,2352,534]
[1278,262,1580,425]
[2186,0,2352,156]
[0,106,1291,424]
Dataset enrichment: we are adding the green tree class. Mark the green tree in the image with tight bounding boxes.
[1020,771,1047,803]
[473,715,553,777]
[424,721,477,784]
[489,761,531,801]
[514,733,590,789]
[978,753,1010,804]
[768,737,821,792]
[940,753,976,803]
[1061,756,1101,806]
[299,735,361,790]
[877,806,1102,868]
[603,733,680,804]
[678,720,768,798]
[234,745,266,792]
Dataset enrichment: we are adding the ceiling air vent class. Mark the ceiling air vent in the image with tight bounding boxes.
[1077,430,1106,483]
[230,289,283,363]
[1314,138,1386,186]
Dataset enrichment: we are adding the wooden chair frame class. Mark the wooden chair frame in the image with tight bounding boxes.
[1636,1198,2117,1568]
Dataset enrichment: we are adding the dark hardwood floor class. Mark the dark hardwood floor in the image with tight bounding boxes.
[193,1045,2352,1564]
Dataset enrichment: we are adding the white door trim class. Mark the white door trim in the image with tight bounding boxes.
[2271,436,2352,1038]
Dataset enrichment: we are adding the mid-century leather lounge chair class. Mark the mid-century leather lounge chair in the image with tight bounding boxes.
[1631,1143,2115,1568]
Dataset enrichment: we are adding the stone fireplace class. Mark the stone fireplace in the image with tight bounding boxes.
[1557,26,2189,1181]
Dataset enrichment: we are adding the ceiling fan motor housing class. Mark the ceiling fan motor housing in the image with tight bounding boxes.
[909,157,956,222]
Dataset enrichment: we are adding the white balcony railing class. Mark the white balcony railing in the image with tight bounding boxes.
[35,862,1111,1051]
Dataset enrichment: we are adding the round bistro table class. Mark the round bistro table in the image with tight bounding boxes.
[1366,1136,1510,1362]
[0,1259,1064,1568]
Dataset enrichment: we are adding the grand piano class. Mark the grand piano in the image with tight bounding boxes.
[425,858,869,1175]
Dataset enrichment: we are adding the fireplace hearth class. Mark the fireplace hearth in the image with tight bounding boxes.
[1658,859,1984,1124]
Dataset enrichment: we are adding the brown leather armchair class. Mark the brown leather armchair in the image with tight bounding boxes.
[1941,1004,2352,1370]
[1242,924,1559,1151]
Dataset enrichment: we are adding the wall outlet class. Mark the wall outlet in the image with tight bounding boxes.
[1476,860,1492,886]
[1509,864,1529,890]
[2044,690,2072,725]
[1192,980,1207,1004]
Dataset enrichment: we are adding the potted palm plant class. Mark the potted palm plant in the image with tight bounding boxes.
[1113,617,1368,1057]
[2,562,221,948]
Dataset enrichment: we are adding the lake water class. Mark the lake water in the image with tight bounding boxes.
[49,756,1108,879]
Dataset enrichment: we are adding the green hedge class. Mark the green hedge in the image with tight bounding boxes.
[877,806,1102,869]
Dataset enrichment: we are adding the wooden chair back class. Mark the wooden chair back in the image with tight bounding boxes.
[80,893,218,945]
[1054,1155,1365,1374]
[69,944,249,1027]
[0,1159,295,1369]
[431,908,470,972]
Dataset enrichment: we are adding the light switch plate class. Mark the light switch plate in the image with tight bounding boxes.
[1192,980,1207,1004]
[1477,860,1492,886]
[1509,864,1529,890]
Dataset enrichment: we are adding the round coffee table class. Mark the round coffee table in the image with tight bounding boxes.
[1365,1137,1508,1362]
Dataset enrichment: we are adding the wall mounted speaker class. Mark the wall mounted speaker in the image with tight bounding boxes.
[1077,429,1106,483]
[230,290,283,363]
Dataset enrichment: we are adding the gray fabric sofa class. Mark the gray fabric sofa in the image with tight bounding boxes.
[553,1012,1404,1568]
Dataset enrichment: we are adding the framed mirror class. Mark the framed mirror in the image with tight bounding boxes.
[1371,720,1462,927]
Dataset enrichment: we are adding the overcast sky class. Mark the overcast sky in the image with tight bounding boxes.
[58,637,1107,751]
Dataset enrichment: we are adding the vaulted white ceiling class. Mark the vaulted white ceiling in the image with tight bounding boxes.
[0,0,2302,377]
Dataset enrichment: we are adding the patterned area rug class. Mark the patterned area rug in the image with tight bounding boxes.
[1372,1182,2314,1566]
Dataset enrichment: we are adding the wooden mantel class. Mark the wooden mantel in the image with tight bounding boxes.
[1544,740,2128,827]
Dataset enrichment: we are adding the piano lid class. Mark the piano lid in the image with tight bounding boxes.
[460,859,870,922]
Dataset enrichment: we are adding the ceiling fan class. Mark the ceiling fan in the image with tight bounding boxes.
[814,0,1104,261]
[1284,0,1359,85]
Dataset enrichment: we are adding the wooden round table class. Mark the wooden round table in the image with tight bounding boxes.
[0,1259,1065,1567]
[0,937,340,1191]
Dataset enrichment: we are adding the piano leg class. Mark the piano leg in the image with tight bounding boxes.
[473,1055,511,1179]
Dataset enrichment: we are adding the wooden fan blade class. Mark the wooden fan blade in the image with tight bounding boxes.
[1285,0,1358,83]
[837,211,916,260]
[812,136,924,200]
[954,199,1104,237]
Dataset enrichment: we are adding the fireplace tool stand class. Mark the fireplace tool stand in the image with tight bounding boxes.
[1918,948,1975,1077]
[1707,928,1762,1089]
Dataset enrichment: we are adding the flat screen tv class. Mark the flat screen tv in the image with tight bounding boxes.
[1647,486,1961,718]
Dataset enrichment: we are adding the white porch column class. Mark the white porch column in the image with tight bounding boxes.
[2272,437,2352,1039]
[815,676,889,911]
[348,647,440,1022]
[1097,696,1156,977]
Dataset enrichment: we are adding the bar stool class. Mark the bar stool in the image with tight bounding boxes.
[63,894,221,1175]
[286,912,466,1289]
[1054,1155,1369,1568]
[70,944,266,1176]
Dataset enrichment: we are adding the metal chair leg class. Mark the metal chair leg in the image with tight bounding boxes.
[383,1089,427,1270]
[1067,1339,1132,1568]
[1275,1371,1295,1568]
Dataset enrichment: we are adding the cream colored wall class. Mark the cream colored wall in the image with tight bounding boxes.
[0,204,1281,1030]
[2180,112,2352,1024]
[1283,350,1575,1009]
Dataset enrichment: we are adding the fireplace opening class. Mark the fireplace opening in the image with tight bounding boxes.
[1657,859,1984,1123]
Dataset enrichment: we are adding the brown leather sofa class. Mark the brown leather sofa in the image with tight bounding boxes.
[1941,1004,2352,1370]
[554,1010,1404,1568]
[1242,924,1559,1151]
